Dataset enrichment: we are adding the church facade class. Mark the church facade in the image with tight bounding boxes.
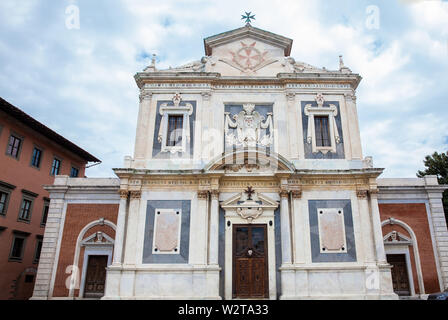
[31,24,448,300]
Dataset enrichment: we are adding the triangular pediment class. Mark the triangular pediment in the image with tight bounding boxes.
[81,231,114,246]
[201,25,296,76]
[204,25,293,56]
[383,231,412,244]
[221,191,278,209]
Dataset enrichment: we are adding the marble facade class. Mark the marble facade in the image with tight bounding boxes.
[31,23,448,300]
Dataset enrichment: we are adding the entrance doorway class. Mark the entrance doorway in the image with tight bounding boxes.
[387,254,411,296]
[83,255,108,298]
[232,224,268,298]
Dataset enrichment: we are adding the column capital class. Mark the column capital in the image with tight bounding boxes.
[119,190,129,199]
[139,88,152,102]
[279,189,289,199]
[201,91,212,101]
[286,91,296,102]
[291,190,302,199]
[344,92,357,103]
[210,190,219,200]
[197,190,209,199]
[356,189,369,199]
[129,190,142,200]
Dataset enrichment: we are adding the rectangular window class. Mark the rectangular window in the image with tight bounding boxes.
[0,191,8,215]
[18,199,32,222]
[51,158,61,176]
[34,238,43,264]
[166,115,183,147]
[70,167,79,178]
[10,236,26,261]
[314,116,331,147]
[41,202,49,227]
[6,135,22,158]
[31,147,42,168]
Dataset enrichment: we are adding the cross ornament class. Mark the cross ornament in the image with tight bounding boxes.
[244,186,255,200]
[241,11,255,25]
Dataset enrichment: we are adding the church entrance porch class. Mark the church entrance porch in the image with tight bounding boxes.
[233,224,269,299]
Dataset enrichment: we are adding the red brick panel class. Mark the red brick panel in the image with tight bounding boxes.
[52,204,118,298]
[379,203,440,294]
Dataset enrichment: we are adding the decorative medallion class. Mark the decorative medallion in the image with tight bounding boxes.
[219,41,277,73]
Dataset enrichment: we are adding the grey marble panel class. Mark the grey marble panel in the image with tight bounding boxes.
[142,200,191,264]
[308,199,357,262]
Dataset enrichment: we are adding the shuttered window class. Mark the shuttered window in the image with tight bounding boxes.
[166,115,183,147]
[314,116,331,147]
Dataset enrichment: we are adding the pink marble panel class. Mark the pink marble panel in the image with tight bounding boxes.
[318,208,345,252]
[154,210,180,253]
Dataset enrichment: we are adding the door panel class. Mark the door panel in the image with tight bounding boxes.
[84,255,108,298]
[387,254,411,296]
[233,225,268,298]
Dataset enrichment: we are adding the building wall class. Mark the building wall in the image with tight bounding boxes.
[0,111,87,300]
[52,204,118,298]
[379,203,440,294]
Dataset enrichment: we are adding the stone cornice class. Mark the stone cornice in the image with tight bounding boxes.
[134,72,362,90]
[113,167,384,179]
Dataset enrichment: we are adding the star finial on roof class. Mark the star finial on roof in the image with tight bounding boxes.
[241,11,255,25]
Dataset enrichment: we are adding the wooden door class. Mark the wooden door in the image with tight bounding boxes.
[84,255,108,298]
[387,254,411,296]
[233,225,268,298]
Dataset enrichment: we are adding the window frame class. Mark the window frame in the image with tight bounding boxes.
[304,100,341,155]
[9,232,29,262]
[17,191,37,223]
[5,132,24,160]
[0,181,16,217]
[70,165,80,178]
[50,156,62,176]
[157,100,193,155]
[30,145,44,169]
[33,236,43,264]
[40,199,50,227]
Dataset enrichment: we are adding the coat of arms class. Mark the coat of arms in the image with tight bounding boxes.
[225,104,274,148]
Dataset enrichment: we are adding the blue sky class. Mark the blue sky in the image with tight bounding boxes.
[0,0,447,178]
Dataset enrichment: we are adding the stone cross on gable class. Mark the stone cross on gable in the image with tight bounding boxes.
[241,12,255,25]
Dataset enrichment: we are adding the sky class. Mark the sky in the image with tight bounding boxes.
[0,0,447,178]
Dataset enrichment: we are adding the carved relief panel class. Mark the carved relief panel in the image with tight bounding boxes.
[224,104,274,152]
